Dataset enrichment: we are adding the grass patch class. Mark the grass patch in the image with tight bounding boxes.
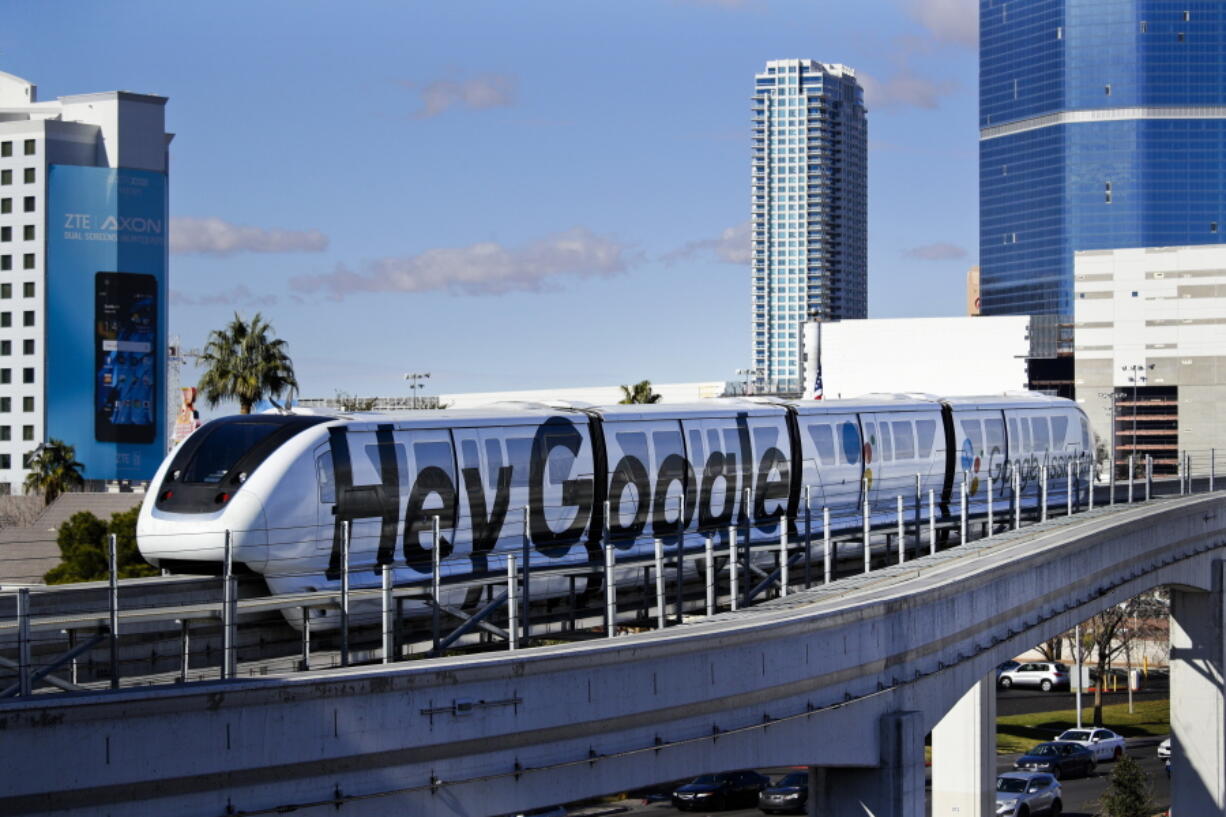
[997,698,1169,755]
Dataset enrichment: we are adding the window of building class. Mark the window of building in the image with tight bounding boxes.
[0,141,10,158]
[1,370,12,385]
[1183,10,1191,21]
[0,313,10,328]
[22,339,33,355]
[1105,84,1111,95]
[1178,32,1185,41]
[0,341,10,356]
[21,254,33,270]
[22,168,33,184]
[21,282,32,298]
[22,197,33,213]
[21,396,32,412]
[22,311,33,327]
[21,426,33,441]
[1105,181,1113,204]
[0,170,9,186]
[22,225,33,241]
[0,398,9,412]
[1213,222,1219,234]
[0,455,9,470]
[1140,20,1147,32]
[1,284,11,299]
[0,227,8,242]
[1057,26,1063,39]
[22,140,34,156]
[1,198,10,214]
[21,368,32,384]
[0,427,10,442]
[0,256,9,272]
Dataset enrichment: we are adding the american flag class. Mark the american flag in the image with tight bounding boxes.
[812,366,823,400]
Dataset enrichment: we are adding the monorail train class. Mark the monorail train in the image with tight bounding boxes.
[136,393,1091,628]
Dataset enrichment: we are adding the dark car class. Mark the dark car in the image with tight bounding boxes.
[1014,741,1097,780]
[758,771,808,814]
[672,771,771,811]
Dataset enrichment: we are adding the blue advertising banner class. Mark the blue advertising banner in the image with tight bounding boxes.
[47,165,167,481]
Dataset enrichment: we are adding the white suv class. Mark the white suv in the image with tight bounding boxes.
[998,662,1071,692]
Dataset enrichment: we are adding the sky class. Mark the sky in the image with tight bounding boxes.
[3,0,980,404]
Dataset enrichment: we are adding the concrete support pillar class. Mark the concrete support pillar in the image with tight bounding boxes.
[1170,561,1226,815]
[931,674,996,817]
[808,711,925,817]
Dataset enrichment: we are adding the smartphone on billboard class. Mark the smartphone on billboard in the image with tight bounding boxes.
[95,272,157,444]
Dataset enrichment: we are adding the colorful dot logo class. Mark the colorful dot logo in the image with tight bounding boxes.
[961,438,983,495]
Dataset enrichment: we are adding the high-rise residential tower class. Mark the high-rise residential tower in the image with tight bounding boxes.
[0,72,170,494]
[751,60,867,394]
[980,1,1226,317]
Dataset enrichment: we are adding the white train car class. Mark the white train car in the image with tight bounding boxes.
[137,394,1090,629]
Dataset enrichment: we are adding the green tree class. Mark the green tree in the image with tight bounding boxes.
[618,380,661,404]
[43,507,158,584]
[1098,753,1152,817]
[198,312,298,414]
[23,438,85,506]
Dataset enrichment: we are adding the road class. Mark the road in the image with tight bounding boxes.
[996,683,1167,718]
[596,738,1170,816]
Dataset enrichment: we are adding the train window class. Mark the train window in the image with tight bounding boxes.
[878,422,894,462]
[180,420,282,483]
[364,443,408,482]
[862,422,876,459]
[707,429,721,453]
[985,419,1005,457]
[545,434,577,484]
[753,425,780,457]
[916,419,936,459]
[1008,418,1019,451]
[1031,417,1050,452]
[964,419,984,457]
[689,429,705,463]
[653,430,684,464]
[808,424,836,465]
[616,431,650,468]
[460,439,480,469]
[1080,417,1091,450]
[316,452,335,504]
[414,441,453,475]
[1021,417,1032,451]
[1051,416,1069,448]
[892,421,915,460]
[841,421,861,464]
[484,438,504,489]
[506,438,533,488]
[722,429,743,461]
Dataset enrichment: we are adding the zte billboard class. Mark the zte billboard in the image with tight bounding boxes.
[47,165,167,481]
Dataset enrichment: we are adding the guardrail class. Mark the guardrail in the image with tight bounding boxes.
[1,449,1220,699]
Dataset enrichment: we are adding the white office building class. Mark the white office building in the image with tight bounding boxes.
[0,72,170,494]
[751,60,867,394]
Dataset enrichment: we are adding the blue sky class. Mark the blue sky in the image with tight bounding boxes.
[4,0,979,401]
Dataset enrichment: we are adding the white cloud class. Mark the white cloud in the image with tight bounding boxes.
[664,221,751,265]
[860,69,957,110]
[170,285,279,308]
[904,242,968,261]
[903,0,978,47]
[290,227,634,299]
[408,73,517,119]
[170,217,328,256]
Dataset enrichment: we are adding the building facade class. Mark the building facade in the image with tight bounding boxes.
[0,72,170,493]
[1075,244,1226,477]
[980,1,1226,318]
[751,60,867,394]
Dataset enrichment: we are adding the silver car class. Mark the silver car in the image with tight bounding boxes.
[996,771,1062,816]
[998,662,1071,692]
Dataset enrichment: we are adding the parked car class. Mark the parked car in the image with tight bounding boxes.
[998,662,1071,692]
[996,771,1063,816]
[1158,737,1171,759]
[1014,742,1096,780]
[758,771,808,814]
[1055,727,1127,761]
[672,771,771,811]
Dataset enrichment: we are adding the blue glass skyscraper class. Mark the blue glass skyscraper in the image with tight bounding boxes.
[980,1,1226,317]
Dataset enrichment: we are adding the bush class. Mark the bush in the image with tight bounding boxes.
[43,508,159,584]
[1098,753,1152,817]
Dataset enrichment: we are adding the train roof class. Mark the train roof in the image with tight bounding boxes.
[276,392,1076,432]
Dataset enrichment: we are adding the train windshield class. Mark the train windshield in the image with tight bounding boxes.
[181,422,285,483]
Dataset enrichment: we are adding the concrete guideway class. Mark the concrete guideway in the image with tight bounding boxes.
[1,494,1223,817]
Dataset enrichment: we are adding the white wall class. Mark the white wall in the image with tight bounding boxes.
[819,316,1031,398]
[438,381,728,410]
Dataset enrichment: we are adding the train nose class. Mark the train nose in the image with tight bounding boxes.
[138,492,269,572]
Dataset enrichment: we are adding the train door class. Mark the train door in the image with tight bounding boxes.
[399,429,459,577]
[745,415,792,541]
[859,413,895,522]
[886,411,945,525]
[795,413,862,531]
[604,420,691,555]
[681,419,742,542]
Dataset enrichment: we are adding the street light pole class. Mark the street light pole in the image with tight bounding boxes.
[404,372,431,410]
[1121,364,1155,477]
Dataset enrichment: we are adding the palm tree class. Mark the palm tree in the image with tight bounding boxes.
[198,313,298,414]
[619,380,661,404]
[23,439,85,506]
